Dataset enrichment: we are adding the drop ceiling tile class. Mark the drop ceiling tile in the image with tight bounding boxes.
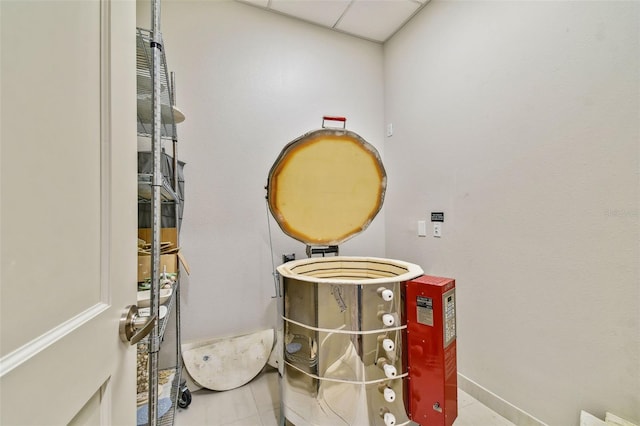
[335,0,421,42]
[269,0,352,28]
[237,0,269,7]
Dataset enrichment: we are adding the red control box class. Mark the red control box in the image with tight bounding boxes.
[404,275,457,426]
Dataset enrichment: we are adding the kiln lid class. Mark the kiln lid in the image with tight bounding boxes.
[267,127,386,246]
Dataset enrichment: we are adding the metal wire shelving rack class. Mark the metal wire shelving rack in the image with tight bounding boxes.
[136,28,177,140]
[136,10,189,426]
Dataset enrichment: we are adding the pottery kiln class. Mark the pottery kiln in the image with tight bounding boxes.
[266,118,424,426]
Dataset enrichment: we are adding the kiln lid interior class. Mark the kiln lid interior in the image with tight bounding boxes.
[267,129,386,246]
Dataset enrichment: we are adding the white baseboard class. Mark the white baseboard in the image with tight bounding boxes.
[457,373,548,426]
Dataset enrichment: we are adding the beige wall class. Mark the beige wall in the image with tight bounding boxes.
[137,1,386,342]
[137,0,639,423]
[384,1,639,425]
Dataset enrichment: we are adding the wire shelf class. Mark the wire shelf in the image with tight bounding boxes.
[136,28,177,139]
[138,280,179,345]
[138,173,180,203]
[137,366,183,426]
[158,366,183,426]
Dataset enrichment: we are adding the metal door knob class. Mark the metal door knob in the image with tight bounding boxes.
[119,305,157,345]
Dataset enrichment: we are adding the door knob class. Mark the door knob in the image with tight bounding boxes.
[119,305,157,345]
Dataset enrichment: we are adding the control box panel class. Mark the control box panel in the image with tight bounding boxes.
[405,275,457,426]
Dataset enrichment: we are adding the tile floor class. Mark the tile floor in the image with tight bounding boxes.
[175,368,515,426]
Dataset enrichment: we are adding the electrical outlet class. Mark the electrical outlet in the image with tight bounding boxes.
[433,223,442,238]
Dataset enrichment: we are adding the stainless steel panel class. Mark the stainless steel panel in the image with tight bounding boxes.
[282,370,415,426]
[279,257,423,426]
[284,278,403,333]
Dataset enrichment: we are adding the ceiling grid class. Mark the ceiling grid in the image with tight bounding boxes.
[237,0,431,43]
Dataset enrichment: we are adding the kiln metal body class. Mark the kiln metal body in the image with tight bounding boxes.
[267,120,423,425]
[277,257,423,426]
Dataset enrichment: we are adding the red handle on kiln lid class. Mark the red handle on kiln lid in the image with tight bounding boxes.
[322,116,347,128]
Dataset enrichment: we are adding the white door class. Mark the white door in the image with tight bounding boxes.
[1,1,137,424]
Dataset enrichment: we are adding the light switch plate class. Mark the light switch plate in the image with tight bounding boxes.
[418,220,426,237]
